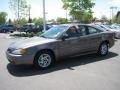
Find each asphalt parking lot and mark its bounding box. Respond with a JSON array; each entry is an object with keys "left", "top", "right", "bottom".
[{"left": 0, "top": 33, "right": 120, "bottom": 90}]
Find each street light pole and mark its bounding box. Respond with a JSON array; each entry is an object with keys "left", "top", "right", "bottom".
[
  {"left": 43, "top": 0, "right": 46, "bottom": 31},
  {"left": 28, "top": 5, "right": 31, "bottom": 23},
  {"left": 18, "top": 0, "right": 20, "bottom": 21},
  {"left": 110, "top": 7, "right": 117, "bottom": 19}
]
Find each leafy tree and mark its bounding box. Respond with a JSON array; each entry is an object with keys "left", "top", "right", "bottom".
[
  {"left": 62, "top": 0, "right": 95, "bottom": 23},
  {"left": 101, "top": 15, "right": 108, "bottom": 23},
  {"left": 13, "top": 18, "right": 27, "bottom": 25},
  {"left": 116, "top": 16, "right": 120, "bottom": 24},
  {"left": 81, "top": 11, "right": 93, "bottom": 23},
  {"left": 32, "top": 18, "right": 43, "bottom": 25},
  {"left": 9, "top": 0, "right": 29, "bottom": 19},
  {"left": 8, "top": 19, "right": 12, "bottom": 24},
  {"left": 18, "top": 18, "right": 27, "bottom": 25},
  {"left": 56, "top": 17, "right": 67, "bottom": 24},
  {"left": 0, "top": 12, "right": 8, "bottom": 24}
]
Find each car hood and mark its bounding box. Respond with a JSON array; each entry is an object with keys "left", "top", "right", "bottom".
[{"left": 9, "top": 37, "right": 56, "bottom": 49}]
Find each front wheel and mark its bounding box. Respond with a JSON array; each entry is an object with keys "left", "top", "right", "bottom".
[
  {"left": 98, "top": 42, "right": 109, "bottom": 56},
  {"left": 34, "top": 51, "right": 54, "bottom": 69}
]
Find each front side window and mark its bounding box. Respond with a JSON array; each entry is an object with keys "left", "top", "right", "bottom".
[
  {"left": 78, "top": 26, "right": 87, "bottom": 36},
  {"left": 66, "top": 26, "right": 79, "bottom": 38}
]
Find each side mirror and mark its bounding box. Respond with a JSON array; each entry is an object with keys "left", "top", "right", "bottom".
[{"left": 61, "top": 33, "right": 69, "bottom": 41}]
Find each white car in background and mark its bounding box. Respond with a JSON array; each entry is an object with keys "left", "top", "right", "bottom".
[
  {"left": 94, "top": 24, "right": 120, "bottom": 39},
  {"left": 110, "top": 25, "right": 120, "bottom": 39}
]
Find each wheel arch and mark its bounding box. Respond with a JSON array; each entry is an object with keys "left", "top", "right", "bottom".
[
  {"left": 100, "top": 40, "right": 110, "bottom": 47},
  {"left": 34, "top": 49, "right": 56, "bottom": 62}
]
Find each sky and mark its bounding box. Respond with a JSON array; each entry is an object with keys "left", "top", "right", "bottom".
[{"left": 0, "top": 0, "right": 120, "bottom": 20}]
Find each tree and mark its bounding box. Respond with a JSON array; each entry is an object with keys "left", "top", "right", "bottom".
[
  {"left": 32, "top": 18, "right": 43, "bottom": 25},
  {"left": 13, "top": 18, "right": 27, "bottom": 25},
  {"left": 116, "top": 16, "right": 120, "bottom": 24},
  {"left": 56, "top": 17, "right": 67, "bottom": 24},
  {"left": 18, "top": 18, "right": 27, "bottom": 25},
  {"left": 62, "top": 0, "right": 95, "bottom": 23},
  {"left": 0, "top": 12, "right": 8, "bottom": 24},
  {"left": 101, "top": 15, "right": 108, "bottom": 23},
  {"left": 8, "top": 19, "right": 12, "bottom": 24},
  {"left": 80, "top": 11, "right": 93, "bottom": 23},
  {"left": 9, "top": 0, "right": 29, "bottom": 19}
]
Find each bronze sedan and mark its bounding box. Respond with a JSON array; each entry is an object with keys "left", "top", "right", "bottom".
[{"left": 6, "top": 24, "right": 115, "bottom": 69}]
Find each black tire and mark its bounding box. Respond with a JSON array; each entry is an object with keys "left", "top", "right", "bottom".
[
  {"left": 98, "top": 42, "right": 109, "bottom": 56},
  {"left": 34, "top": 50, "right": 55, "bottom": 69}
]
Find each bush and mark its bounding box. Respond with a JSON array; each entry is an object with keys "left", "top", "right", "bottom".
[{"left": 10, "top": 32, "right": 43, "bottom": 37}]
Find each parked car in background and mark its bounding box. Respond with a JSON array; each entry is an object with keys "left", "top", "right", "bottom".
[
  {"left": 0, "top": 24, "right": 16, "bottom": 33},
  {"left": 93, "top": 24, "right": 120, "bottom": 39},
  {"left": 19, "top": 24, "right": 52, "bottom": 33},
  {"left": 93, "top": 24, "right": 112, "bottom": 31},
  {"left": 36, "top": 24, "right": 53, "bottom": 32},
  {"left": 110, "top": 25, "right": 120, "bottom": 39},
  {"left": 19, "top": 23, "right": 35, "bottom": 32},
  {"left": 6, "top": 24, "right": 115, "bottom": 69}
]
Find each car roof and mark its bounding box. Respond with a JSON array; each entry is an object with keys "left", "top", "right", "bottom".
[{"left": 59, "top": 23, "right": 92, "bottom": 27}]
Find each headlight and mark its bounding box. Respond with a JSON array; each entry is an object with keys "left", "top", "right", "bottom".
[{"left": 11, "top": 48, "right": 26, "bottom": 55}]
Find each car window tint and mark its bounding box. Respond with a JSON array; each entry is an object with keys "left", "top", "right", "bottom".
[
  {"left": 88, "top": 27, "right": 99, "bottom": 34},
  {"left": 66, "top": 26, "right": 79, "bottom": 38},
  {"left": 78, "top": 26, "right": 86, "bottom": 36}
]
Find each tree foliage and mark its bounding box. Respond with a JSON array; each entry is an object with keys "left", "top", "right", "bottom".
[
  {"left": 8, "top": 19, "right": 12, "bottom": 24},
  {"left": 9, "top": 0, "right": 29, "bottom": 19},
  {"left": 116, "top": 16, "right": 120, "bottom": 24},
  {"left": 0, "top": 12, "right": 8, "bottom": 24},
  {"left": 18, "top": 18, "right": 28, "bottom": 25},
  {"left": 32, "top": 18, "right": 43, "bottom": 25},
  {"left": 101, "top": 15, "right": 108, "bottom": 23},
  {"left": 13, "top": 18, "right": 27, "bottom": 25},
  {"left": 62, "top": 0, "right": 95, "bottom": 23},
  {"left": 56, "top": 17, "right": 67, "bottom": 24}
]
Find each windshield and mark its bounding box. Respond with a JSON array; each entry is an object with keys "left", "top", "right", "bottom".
[{"left": 40, "top": 25, "right": 68, "bottom": 39}]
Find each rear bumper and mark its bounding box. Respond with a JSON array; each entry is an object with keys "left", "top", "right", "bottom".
[
  {"left": 109, "top": 39, "right": 115, "bottom": 48},
  {"left": 115, "top": 32, "right": 120, "bottom": 39}
]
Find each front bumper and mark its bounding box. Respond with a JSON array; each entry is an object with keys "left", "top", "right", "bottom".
[{"left": 6, "top": 51, "right": 34, "bottom": 65}]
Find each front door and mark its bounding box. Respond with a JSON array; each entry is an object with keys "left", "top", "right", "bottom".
[{"left": 58, "top": 25, "right": 89, "bottom": 57}]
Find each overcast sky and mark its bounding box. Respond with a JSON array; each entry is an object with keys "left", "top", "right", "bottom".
[{"left": 0, "top": 0, "right": 120, "bottom": 20}]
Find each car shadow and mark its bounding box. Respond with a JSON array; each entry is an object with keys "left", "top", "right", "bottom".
[{"left": 7, "top": 52, "right": 118, "bottom": 77}]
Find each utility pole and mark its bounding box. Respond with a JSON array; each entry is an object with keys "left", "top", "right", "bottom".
[
  {"left": 18, "top": 0, "right": 20, "bottom": 21},
  {"left": 65, "top": 9, "right": 68, "bottom": 23},
  {"left": 43, "top": 0, "right": 46, "bottom": 31},
  {"left": 110, "top": 6, "right": 117, "bottom": 23},
  {"left": 28, "top": 5, "right": 31, "bottom": 23}
]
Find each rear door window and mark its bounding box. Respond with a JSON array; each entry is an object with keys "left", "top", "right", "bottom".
[{"left": 87, "top": 26, "right": 100, "bottom": 34}]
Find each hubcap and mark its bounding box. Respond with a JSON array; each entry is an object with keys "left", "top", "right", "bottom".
[
  {"left": 101, "top": 44, "right": 108, "bottom": 55},
  {"left": 38, "top": 54, "right": 51, "bottom": 68}
]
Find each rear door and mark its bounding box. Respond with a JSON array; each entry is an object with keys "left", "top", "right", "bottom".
[
  {"left": 86, "top": 26, "right": 102, "bottom": 51},
  {"left": 76, "top": 25, "right": 90, "bottom": 53}
]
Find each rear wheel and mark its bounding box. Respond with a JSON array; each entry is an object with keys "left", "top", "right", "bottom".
[
  {"left": 98, "top": 42, "right": 109, "bottom": 56},
  {"left": 34, "top": 51, "right": 54, "bottom": 69}
]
